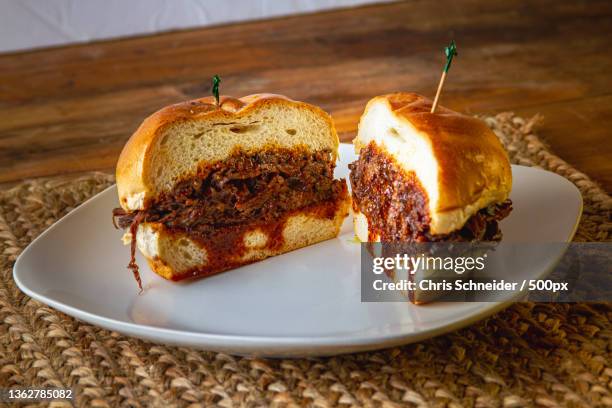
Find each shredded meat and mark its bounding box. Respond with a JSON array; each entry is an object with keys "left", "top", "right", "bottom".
[
  {"left": 112, "top": 148, "right": 346, "bottom": 283},
  {"left": 349, "top": 142, "right": 512, "bottom": 242},
  {"left": 112, "top": 207, "right": 134, "bottom": 229},
  {"left": 128, "top": 212, "right": 144, "bottom": 292},
  {"left": 150, "top": 149, "right": 341, "bottom": 232},
  {"left": 113, "top": 148, "right": 343, "bottom": 233}
]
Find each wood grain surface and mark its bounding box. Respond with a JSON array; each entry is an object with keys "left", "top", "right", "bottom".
[{"left": 0, "top": 0, "right": 610, "bottom": 191}]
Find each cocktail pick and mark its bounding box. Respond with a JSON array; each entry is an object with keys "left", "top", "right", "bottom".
[
  {"left": 212, "top": 74, "right": 221, "bottom": 106},
  {"left": 431, "top": 41, "right": 457, "bottom": 113}
]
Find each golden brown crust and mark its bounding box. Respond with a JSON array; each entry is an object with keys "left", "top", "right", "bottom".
[
  {"left": 355, "top": 93, "right": 512, "bottom": 234},
  {"left": 368, "top": 93, "right": 511, "bottom": 212},
  {"left": 116, "top": 94, "right": 338, "bottom": 210}
]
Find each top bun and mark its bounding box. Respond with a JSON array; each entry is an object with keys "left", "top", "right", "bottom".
[
  {"left": 116, "top": 94, "right": 339, "bottom": 211},
  {"left": 354, "top": 93, "right": 512, "bottom": 235}
]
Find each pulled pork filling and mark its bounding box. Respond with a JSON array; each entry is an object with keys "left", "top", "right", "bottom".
[
  {"left": 113, "top": 148, "right": 346, "bottom": 285},
  {"left": 349, "top": 142, "right": 512, "bottom": 242}
]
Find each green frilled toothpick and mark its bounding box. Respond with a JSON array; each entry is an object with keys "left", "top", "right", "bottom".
[
  {"left": 212, "top": 74, "right": 221, "bottom": 106},
  {"left": 430, "top": 40, "right": 457, "bottom": 113}
]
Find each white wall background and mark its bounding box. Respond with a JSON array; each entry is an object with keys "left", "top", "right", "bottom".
[{"left": 0, "top": 0, "right": 388, "bottom": 54}]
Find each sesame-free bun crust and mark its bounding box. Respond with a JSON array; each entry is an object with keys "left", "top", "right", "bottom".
[
  {"left": 353, "top": 93, "right": 512, "bottom": 235},
  {"left": 116, "top": 94, "right": 339, "bottom": 211},
  {"left": 134, "top": 195, "right": 350, "bottom": 281}
]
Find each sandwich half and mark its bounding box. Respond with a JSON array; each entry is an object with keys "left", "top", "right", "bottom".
[
  {"left": 112, "top": 94, "right": 350, "bottom": 287},
  {"left": 349, "top": 93, "right": 512, "bottom": 243}
]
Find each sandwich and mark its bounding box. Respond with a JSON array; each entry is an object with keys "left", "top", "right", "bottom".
[
  {"left": 349, "top": 93, "right": 512, "bottom": 243},
  {"left": 112, "top": 94, "right": 350, "bottom": 289},
  {"left": 351, "top": 93, "right": 513, "bottom": 303}
]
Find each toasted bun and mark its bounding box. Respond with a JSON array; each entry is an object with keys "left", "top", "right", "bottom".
[
  {"left": 352, "top": 210, "right": 373, "bottom": 242},
  {"left": 131, "top": 196, "right": 350, "bottom": 281},
  {"left": 353, "top": 93, "right": 512, "bottom": 235},
  {"left": 116, "top": 94, "right": 339, "bottom": 211}
]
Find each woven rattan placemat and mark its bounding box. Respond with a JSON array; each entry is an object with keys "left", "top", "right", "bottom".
[{"left": 0, "top": 113, "right": 610, "bottom": 407}]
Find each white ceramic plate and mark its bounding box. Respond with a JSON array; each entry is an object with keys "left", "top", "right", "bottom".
[{"left": 14, "top": 144, "right": 582, "bottom": 357}]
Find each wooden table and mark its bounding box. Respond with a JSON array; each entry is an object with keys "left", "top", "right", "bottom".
[{"left": 1, "top": 0, "right": 610, "bottom": 192}]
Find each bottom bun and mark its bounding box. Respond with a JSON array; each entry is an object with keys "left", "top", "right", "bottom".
[
  {"left": 353, "top": 209, "right": 381, "bottom": 242},
  {"left": 136, "top": 193, "right": 350, "bottom": 281}
]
